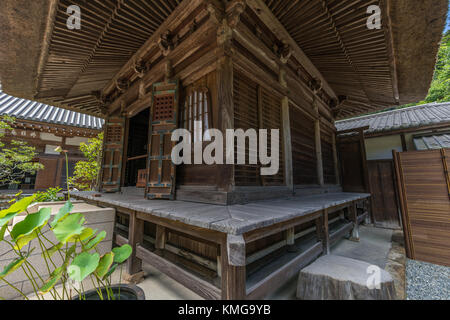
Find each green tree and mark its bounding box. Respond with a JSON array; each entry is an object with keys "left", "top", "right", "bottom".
[
  {"left": 68, "top": 132, "right": 103, "bottom": 191},
  {"left": 0, "top": 116, "right": 44, "bottom": 187},
  {"left": 424, "top": 31, "right": 450, "bottom": 103}
]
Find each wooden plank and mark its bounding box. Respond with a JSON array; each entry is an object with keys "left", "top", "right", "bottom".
[
  {"left": 155, "top": 225, "right": 167, "bottom": 250},
  {"left": 246, "top": 241, "right": 322, "bottom": 300},
  {"left": 115, "top": 234, "right": 128, "bottom": 247},
  {"left": 136, "top": 245, "right": 221, "bottom": 300},
  {"left": 136, "top": 211, "right": 225, "bottom": 244},
  {"left": 127, "top": 212, "right": 144, "bottom": 275}
]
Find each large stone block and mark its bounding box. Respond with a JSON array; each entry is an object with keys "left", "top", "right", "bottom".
[{"left": 296, "top": 255, "right": 396, "bottom": 300}]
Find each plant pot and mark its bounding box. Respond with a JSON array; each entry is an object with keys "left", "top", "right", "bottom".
[{"left": 72, "top": 284, "right": 145, "bottom": 300}]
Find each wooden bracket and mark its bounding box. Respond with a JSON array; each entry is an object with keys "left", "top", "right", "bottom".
[
  {"left": 158, "top": 30, "right": 175, "bottom": 56},
  {"left": 133, "top": 58, "right": 147, "bottom": 78}
]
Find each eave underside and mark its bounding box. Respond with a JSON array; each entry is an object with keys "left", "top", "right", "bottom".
[{"left": 0, "top": 0, "right": 447, "bottom": 119}]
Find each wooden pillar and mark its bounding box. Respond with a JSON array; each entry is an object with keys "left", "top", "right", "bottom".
[
  {"left": 126, "top": 211, "right": 145, "bottom": 281},
  {"left": 314, "top": 106, "right": 324, "bottom": 186},
  {"left": 315, "top": 209, "right": 330, "bottom": 255},
  {"left": 348, "top": 202, "right": 360, "bottom": 242},
  {"left": 332, "top": 132, "right": 340, "bottom": 185},
  {"left": 221, "top": 234, "right": 246, "bottom": 300},
  {"left": 280, "top": 68, "right": 293, "bottom": 191},
  {"left": 216, "top": 54, "right": 235, "bottom": 193},
  {"left": 155, "top": 225, "right": 166, "bottom": 250}
]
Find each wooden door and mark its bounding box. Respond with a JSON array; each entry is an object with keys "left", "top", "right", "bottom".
[
  {"left": 337, "top": 136, "right": 369, "bottom": 193},
  {"left": 100, "top": 117, "right": 125, "bottom": 193},
  {"left": 35, "top": 157, "right": 61, "bottom": 190},
  {"left": 367, "top": 160, "right": 401, "bottom": 229},
  {"left": 146, "top": 80, "right": 179, "bottom": 200}
]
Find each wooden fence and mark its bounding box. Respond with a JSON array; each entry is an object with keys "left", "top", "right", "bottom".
[{"left": 393, "top": 149, "right": 450, "bottom": 267}]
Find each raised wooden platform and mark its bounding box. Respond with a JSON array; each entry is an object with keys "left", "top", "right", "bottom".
[{"left": 71, "top": 190, "right": 370, "bottom": 300}]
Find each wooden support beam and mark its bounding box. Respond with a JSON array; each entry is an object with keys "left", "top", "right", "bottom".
[
  {"left": 216, "top": 54, "right": 235, "bottom": 192},
  {"left": 126, "top": 211, "right": 145, "bottom": 278},
  {"left": 155, "top": 225, "right": 167, "bottom": 250},
  {"left": 221, "top": 235, "right": 246, "bottom": 300},
  {"left": 315, "top": 209, "right": 330, "bottom": 255},
  {"left": 315, "top": 108, "right": 324, "bottom": 186},
  {"left": 348, "top": 202, "right": 360, "bottom": 242},
  {"left": 280, "top": 68, "right": 293, "bottom": 190},
  {"left": 332, "top": 132, "right": 341, "bottom": 185}
]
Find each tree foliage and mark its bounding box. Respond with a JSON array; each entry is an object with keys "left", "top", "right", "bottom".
[
  {"left": 423, "top": 31, "right": 450, "bottom": 103},
  {"left": 0, "top": 116, "right": 44, "bottom": 187},
  {"left": 68, "top": 132, "right": 103, "bottom": 191}
]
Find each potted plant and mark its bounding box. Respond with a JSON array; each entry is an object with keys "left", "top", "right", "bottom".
[
  {"left": 0, "top": 147, "right": 144, "bottom": 300},
  {"left": 0, "top": 194, "right": 144, "bottom": 300}
]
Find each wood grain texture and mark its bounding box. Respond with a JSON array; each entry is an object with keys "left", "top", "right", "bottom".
[{"left": 395, "top": 149, "right": 450, "bottom": 266}]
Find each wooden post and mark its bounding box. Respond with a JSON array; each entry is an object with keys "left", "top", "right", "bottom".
[
  {"left": 221, "top": 235, "right": 246, "bottom": 300},
  {"left": 332, "top": 132, "right": 340, "bottom": 185},
  {"left": 126, "top": 211, "right": 145, "bottom": 282},
  {"left": 286, "top": 227, "right": 296, "bottom": 252},
  {"left": 315, "top": 114, "right": 324, "bottom": 186},
  {"left": 280, "top": 68, "right": 293, "bottom": 191},
  {"left": 348, "top": 202, "right": 360, "bottom": 242},
  {"left": 216, "top": 55, "right": 235, "bottom": 193},
  {"left": 315, "top": 209, "right": 330, "bottom": 255},
  {"left": 155, "top": 225, "right": 166, "bottom": 250}
]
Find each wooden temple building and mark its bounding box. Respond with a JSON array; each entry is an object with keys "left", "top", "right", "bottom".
[{"left": 1, "top": 0, "right": 447, "bottom": 299}]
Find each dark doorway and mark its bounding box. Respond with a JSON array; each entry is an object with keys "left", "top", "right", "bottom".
[{"left": 124, "top": 108, "right": 149, "bottom": 187}]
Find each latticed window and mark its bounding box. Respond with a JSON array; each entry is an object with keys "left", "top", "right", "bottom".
[{"left": 180, "top": 87, "right": 211, "bottom": 142}]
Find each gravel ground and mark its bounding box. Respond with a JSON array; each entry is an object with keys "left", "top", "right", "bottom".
[{"left": 406, "top": 259, "right": 450, "bottom": 300}]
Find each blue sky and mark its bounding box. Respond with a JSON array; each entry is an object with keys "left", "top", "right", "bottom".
[{"left": 446, "top": 4, "right": 450, "bottom": 32}]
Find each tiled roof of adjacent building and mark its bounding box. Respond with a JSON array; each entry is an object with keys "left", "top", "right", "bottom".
[
  {"left": 0, "top": 88, "right": 104, "bottom": 130},
  {"left": 336, "top": 102, "right": 450, "bottom": 134},
  {"left": 413, "top": 133, "right": 450, "bottom": 150}
]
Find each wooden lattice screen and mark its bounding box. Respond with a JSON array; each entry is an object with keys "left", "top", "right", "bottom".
[
  {"left": 290, "top": 104, "right": 317, "bottom": 185},
  {"left": 100, "top": 117, "right": 125, "bottom": 192},
  {"left": 394, "top": 149, "right": 450, "bottom": 267},
  {"left": 233, "top": 71, "right": 284, "bottom": 186},
  {"left": 146, "top": 80, "right": 179, "bottom": 200}
]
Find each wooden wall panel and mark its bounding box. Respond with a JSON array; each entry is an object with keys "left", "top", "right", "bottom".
[
  {"left": 233, "top": 71, "right": 261, "bottom": 186},
  {"left": 233, "top": 70, "right": 285, "bottom": 186},
  {"left": 395, "top": 149, "right": 450, "bottom": 266},
  {"left": 290, "top": 105, "right": 317, "bottom": 185}
]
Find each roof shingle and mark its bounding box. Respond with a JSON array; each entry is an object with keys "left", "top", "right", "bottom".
[
  {"left": 0, "top": 89, "right": 104, "bottom": 130},
  {"left": 336, "top": 102, "right": 450, "bottom": 134}
]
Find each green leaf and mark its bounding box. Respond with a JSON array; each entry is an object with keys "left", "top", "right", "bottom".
[
  {"left": 68, "top": 252, "right": 100, "bottom": 282},
  {"left": 0, "top": 224, "right": 8, "bottom": 241},
  {"left": 52, "top": 213, "right": 86, "bottom": 244},
  {"left": 50, "top": 201, "right": 73, "bottom": 227},
  {"left": 0, "top": 195, "right": 36, "bottom": 219},
  {"left": 103, "top": 263, "right": 118, "bottom": 280},
  {"left": 95, "top": 252, "right": 114, "bottom": 278},
  {"left": 0, "top": 211, "right": 18, "bottom": 227},
  {"left": 112, "top": 244, "right": 132, "bottom": 263},
  {"left": 10, "top": 207, "right": 51, "bottom": 250},
  {"left": 70, "top": 227, "right": 96, "bottom": 243},
  {"left": 39, "top": 268, "right": 63, "bottom": 294},
  {"left": 0, "top": 257, "right": 26, "bottom": 280},
  {"left": 84, "top": 230, "right": 106, "bottom": 250}
]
